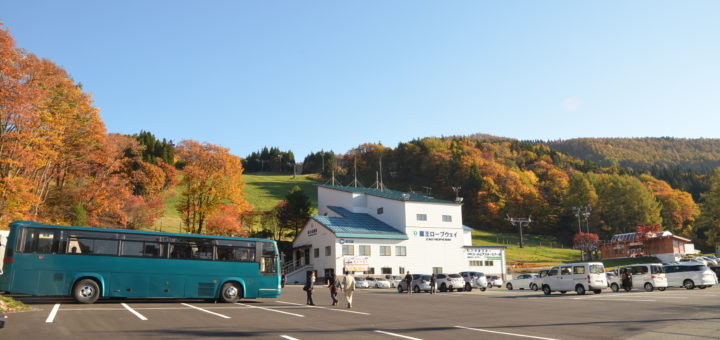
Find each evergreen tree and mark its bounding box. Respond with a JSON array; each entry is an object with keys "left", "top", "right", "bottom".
[{"left": 698, "top": 168, "right": 720, "bottom": 249}]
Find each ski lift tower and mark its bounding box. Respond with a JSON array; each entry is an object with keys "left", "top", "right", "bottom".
[{"left": 506, "top": 216, "right": 532, "bottom": 248}]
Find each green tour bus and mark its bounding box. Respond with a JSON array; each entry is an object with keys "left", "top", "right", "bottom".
[{"left": 0, "top": 221, "right": 281, "bottom": 304}]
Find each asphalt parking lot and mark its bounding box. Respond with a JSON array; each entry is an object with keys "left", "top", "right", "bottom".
[{"left": 1, "top": 286, "right": 718, "bottom": 339}]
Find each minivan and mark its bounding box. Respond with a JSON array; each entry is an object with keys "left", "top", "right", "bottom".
[
  {"left": 542, "top": 262, "right": 607, "bottom": 295},
  {"left": 613, "top": 264, "right": 668, "bottom": 292},
  {"left": 664, "top": 264, "right": 718, "bottom": 289}
]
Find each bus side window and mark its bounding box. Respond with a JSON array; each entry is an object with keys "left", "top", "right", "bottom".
[
  {"left": 22, "top": 229, "right": 60, "bottom": 254},
  {"left": 170, "top": 243, "right": 192, "bottom": 259}
]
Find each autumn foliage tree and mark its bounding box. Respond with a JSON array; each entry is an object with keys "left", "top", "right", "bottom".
[
  {"left": 0, "top": 23, "right": 174, "bottom": 229},
  {"left": 573, "top": 232, "right": 600, "bottom": 260},
  {"left": 175, "top": 140, "right": 251, "bottom": 234}
]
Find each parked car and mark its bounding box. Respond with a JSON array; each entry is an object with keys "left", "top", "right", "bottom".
[
  {"left": 664, "top": 264, "right": 718, "bottom": 289},
  {"left": 487, "top": 275, "right": 503, "bottom": 288},
  {"left": 541, "top": 262, "right": 607, "bottom": 295},
  {"left": 364, "top": 277, "right": 377, "bottom": 288},
  {"left": 530, "top": 269, "right": 549, "bottom": 291},
  {"left": 355, "top": 277, "right": 370, "bottom": 288},
  {"left": 397, "top": 274, "right": 431, "bottom": 293},
  {"left": 374, "top": 277, "right": 392, "bottom": 288},
  {"left": 385, "top": 275, "right": 403, "bottom": 288},
  {"left": 700, "top": 256, "right": 718, "bottom": 266},
  {"left": 709, "top": 265, "right": 720, "bottom": 279},
  {"left": 459, "top": 271, "right": 488, "bottom": 291},
  {"left": 612, "top": 264, "right": 668, "bottom": 292},
  {"left": 506, "top": 274, "right": 538, "bottom": 290},
  {"left": 605, "top": 272, "right": 619, "bottom": 289},
  {"left": 436, "top": 273, "right": 465, "bottom": 292},
  {"left": 679, "top": 258, "right": 709, "bottom": 266}
]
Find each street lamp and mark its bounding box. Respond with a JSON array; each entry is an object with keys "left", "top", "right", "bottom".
[{"left": 572, "top": 205, "right": 592, "bottom": 234}]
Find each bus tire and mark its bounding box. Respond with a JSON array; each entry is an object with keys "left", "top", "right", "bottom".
[
  {"left": 73, "top": 278, "right": 100, "bottom": 304},
  {"left": 220, "top": 282, "right": 242, "bottom": 303}
]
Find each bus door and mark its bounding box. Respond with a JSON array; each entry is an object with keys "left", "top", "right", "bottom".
[
  {"left": 17, "top": 228, "right": 66, "bottom": 295},
  {"left": 257, "top": 242, "right": 280, "bottom": 297}
]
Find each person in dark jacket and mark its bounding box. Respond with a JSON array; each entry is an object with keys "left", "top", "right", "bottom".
[
  {"left": 404, "top": 271, "right": 413, "bottom": 294},
  {"left": 304, "top": 272, "right": 316, "bottom": 305},
  {"left": 430, "top": 273, "right": 437, "bottom": 294},
  {"left": 326, "top": 270, "right": 340, "bottom": 306}
]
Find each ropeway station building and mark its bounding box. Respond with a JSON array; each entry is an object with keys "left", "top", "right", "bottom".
[{"left": 286, "top": 185, "right": 506, "bottom": 284}]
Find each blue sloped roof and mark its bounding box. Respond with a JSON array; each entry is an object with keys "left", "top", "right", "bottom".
[
  {"left": 318, "top": 184, "right": 457, "bottom": 204},
  {"left": 312, "top": 206, "right": 408, "bottom": 240}
]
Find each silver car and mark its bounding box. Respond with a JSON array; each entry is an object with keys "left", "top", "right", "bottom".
[
  {"left": 397, "top": 274, "right": 432, "bottom": 293},
  {"left": 436, "top": 273, "right": 465, "bottom": 292},
  {"left": 460, "top": 271, "right": 488, "bottom": 291}
]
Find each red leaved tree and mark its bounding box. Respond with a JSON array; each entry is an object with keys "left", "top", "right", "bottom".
[{"left": 573, "top": 232, "right": 600, "bottom": 260}]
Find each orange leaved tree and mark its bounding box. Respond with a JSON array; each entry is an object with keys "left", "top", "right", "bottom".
[{"left": 175, "top": 140, "right": 250, "bottom": 234}]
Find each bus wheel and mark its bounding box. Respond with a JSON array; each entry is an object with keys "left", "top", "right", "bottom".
[
  {"left": 73, "top": 279, "right": 100, "bottom": 304},
  {"left": 220, "top": 282, "right": 242, "bottom": 303}
]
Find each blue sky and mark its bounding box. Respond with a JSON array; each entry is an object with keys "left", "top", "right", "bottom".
[{"left": 2, "top": 1, "right": 719, "bottom": 159}]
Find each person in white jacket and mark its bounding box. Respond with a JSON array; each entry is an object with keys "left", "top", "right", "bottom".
[{"left": 343, "top": 270, "right": 356, "bottom": 308}]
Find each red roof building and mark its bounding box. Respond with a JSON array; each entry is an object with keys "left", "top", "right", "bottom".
[{"left": 599, "top": 231, "right": 695, "bottom": 263}]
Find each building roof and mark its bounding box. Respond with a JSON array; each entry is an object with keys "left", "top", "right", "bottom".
[
  {"left": 318, "top": 184, "right": 457, "bottom": 204},
  {"left": 311, "top": 206, "right": 408, "bottom": 240}
]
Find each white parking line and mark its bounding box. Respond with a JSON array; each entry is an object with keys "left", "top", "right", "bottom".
[
  {"left": 236, "top": 302, "right": 304, "bottom": 317},
  {"left": 181, "top": 303, "right": 231, "bottom": 319},
  {"left": 375, "top": 330, "right": 423, "bottom": 340},
  {"left": 280, "top": 336, "right": 300, "bottom": 340},
  {"left": 275, "top": 301, "right": 370, "bottom": 315},
  {"left": 45, "top": 304, "right": 60, "bottom": 323},
  {"left": 121, "top": 303, "right": 148, "bottom": 321},
  {"left": 455, "top": 326, "right": 558, "bottom": 340},
  {"left": 571, "top": 297, "right": 656, "bottom": 302}
]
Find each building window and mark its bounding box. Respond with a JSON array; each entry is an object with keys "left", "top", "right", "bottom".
[
  {"left": 382, "top": 267, "right": 392, "bottom": 274},
  {"left": 432, "top": 267, "right": 443, "bottom": 274},
  {"left": 484, "top": 260, "right": 494, "bottom": 266},
  {"left": 470, "top": 261, "right": 482, "bottom": 267},
  {"left": 399, "top": 267, "right": 405, "bottom": 274},
  {"left": 325, "top": 246, "right": 331, "bottom": 256},
  {"left": 342, "top": 245, "right": 354, "bottom": 256},
  {"left": 380, "top": 246, "right": 391, "bottom": 256},
  {"left": 314, "top": 248, "right": 319, "bottom": 258},
  {"left": 416, "top": 214, "right": 427, "bottom": 221},
  {"left": 377, "top": 207, "right": 383, "bottom": 215},
  {"left": 395, "top": 246, "right": 407, "bottom": 256},
  {"left": 442, "top": 215, "right": 452, "bottom": 222},
  {"left": 359, "top": 245, "right": 371, "bottom": 256},
  {"left": 368, "top": 267, "right": 375, "bottom": 274}
]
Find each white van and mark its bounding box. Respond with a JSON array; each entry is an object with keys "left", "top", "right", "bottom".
[
  {"left": 0, "top": 230, "right": 9, "bottom": 274},
  {"left": 542, "top": 262, "right": 607, "bottom": 295},
  {"left": 612, "top": 264, "right": 668, "bottom": 292}
]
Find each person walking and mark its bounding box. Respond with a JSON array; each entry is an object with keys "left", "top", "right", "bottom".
[
  {"left": 327, "top": 270, "right": 340, "bottom": 306},
  {"left": 303, "top": 272, "right": 315, "bottom": 305},
  {"left": 404, "top": 271, "right": 413, "bottom": 294},
  {"left": 430, "top": 273, "right": 437, "bottom": 294},
  {"left": 343, "top": 270, "right": 356, "bottom": 308}
]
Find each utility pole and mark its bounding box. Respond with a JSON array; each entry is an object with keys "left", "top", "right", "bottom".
[{"left": 506, "top": 215, "right": 532, "bottom": 248}]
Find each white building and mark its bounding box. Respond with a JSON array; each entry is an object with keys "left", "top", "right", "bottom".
[{"left": 286, "top": 185, "right": 506, "bottom": 284}]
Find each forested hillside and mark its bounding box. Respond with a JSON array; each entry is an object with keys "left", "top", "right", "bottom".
[
  {"left": 316, "top": 138, "right": 717, "bottom": 249},
  {"left": 547, "top": 138, "right": 720, "bottom": 173}
]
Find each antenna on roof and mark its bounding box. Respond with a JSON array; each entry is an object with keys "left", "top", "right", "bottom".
[
  {"left": 379, "top": 157, "right": 384, "bottom": 191},
  {"left": 452, "top": 186, "right": 463, "bottom": 203}
]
